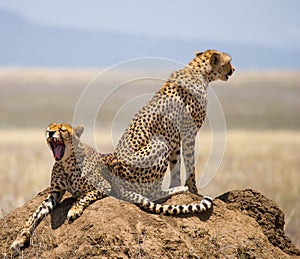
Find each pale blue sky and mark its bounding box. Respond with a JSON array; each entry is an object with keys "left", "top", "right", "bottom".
[{"left": 0, "top": 0, "right": 299, "bottom": 48}]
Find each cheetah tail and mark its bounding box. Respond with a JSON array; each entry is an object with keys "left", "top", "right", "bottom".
[{"left": 121, "top": 190, "right": 213, "bottom": 215}]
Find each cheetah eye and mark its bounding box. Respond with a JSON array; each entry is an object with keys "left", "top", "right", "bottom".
[{"left": 61, "top": 126, "right": 67, "bottom": 131}]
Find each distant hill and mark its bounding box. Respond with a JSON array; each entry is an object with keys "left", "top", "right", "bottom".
[{"left": 0, "top": 9, "right": 299, "bottom": 69}]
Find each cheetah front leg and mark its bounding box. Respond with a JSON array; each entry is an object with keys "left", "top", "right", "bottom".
[
  {"left": 10, "top": 190, "right": 65, "bottom": 254},
  {"left": 67, "top": 165, "right": 112, "bottom": 222},
  {"left": 182, "top": 136, "right": 198, "bottom": 194},
  {"left": 169, "top": 145, "right": 181, "bottom": 188},
  {"left": 67, "top": 190, "right": 105, "bottom": 222}
]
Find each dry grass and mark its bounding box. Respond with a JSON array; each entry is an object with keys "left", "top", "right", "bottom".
[{"left": 0, "top": 130, "right": 51, "bottom": 216}]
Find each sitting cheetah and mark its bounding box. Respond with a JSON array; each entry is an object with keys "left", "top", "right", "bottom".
[
  {"left": 114, "top": 49, "right": 234, "bottom": 194},
  {"left": 11, "top": 122, "right": 212, "bottom": 253}
]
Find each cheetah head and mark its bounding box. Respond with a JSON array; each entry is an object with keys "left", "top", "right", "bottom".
[
  {"left": 46, "top": 122, "right": 84, "bottom": 161},
  {"left": 194, "top": 50, "right": 235, "bottom": 82}
]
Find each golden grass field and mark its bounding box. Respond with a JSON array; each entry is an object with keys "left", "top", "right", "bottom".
[{"left": 0, "top": 68, "right": 299, "bottom": 247}]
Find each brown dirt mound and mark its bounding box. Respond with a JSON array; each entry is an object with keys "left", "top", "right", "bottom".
[
  {"left": 1, "top": 188, "right": 299, "bottom": 258},
  {"left": 218, "top": 189, "right": 300, "bottom": 256}
]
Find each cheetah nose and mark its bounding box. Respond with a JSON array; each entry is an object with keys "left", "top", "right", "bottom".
[
  {"left": 48, "top": 131, "right": 56, "bottom": 138},
  {"left": 228, "top": 67, "right": 235, "bottom": 76}
]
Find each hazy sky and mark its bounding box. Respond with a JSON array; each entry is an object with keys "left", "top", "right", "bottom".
[{"left": 0, "top": 0, "right": 299, "bottom": 48}]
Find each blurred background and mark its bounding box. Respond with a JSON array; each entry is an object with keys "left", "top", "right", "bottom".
[{"left": 0, "top": 0, "right": 299, "bottom": 247}]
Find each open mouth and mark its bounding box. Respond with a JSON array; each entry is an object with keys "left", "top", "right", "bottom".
[{"left": 48, "top": 138, "right": 65, "bottom": 161}]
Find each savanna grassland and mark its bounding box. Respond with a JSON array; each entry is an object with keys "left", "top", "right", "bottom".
[{"left": 0, "top": 68, "right": 299, "bottom": 247}]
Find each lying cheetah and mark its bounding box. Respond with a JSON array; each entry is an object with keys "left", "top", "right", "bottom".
[
  {"left": 114, "top": 49, "right": 234, "bottom": 194},
  {"left": 11, "top": 123, "right": 212, "bottom": 253}
]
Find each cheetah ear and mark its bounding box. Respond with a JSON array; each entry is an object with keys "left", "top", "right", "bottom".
[
  {"left": 210, "top": 52, "right": 222, "bottom": 66},
  {"left": 194, "top": 50, "right": 203, "bottom": 57},
  {"left": 74, "top": 126, "right": 84, "bottom": 138}
]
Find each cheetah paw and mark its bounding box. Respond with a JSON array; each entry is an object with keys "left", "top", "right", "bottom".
[
  {"left": 175, "top": 186, "right": 189, "bottom": 193},
  {"left": 67, "top": 206, "right": 83, "bottom": 223},
  {"left": 10, "top": 234, "right": 29, "bottom": 255}
]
